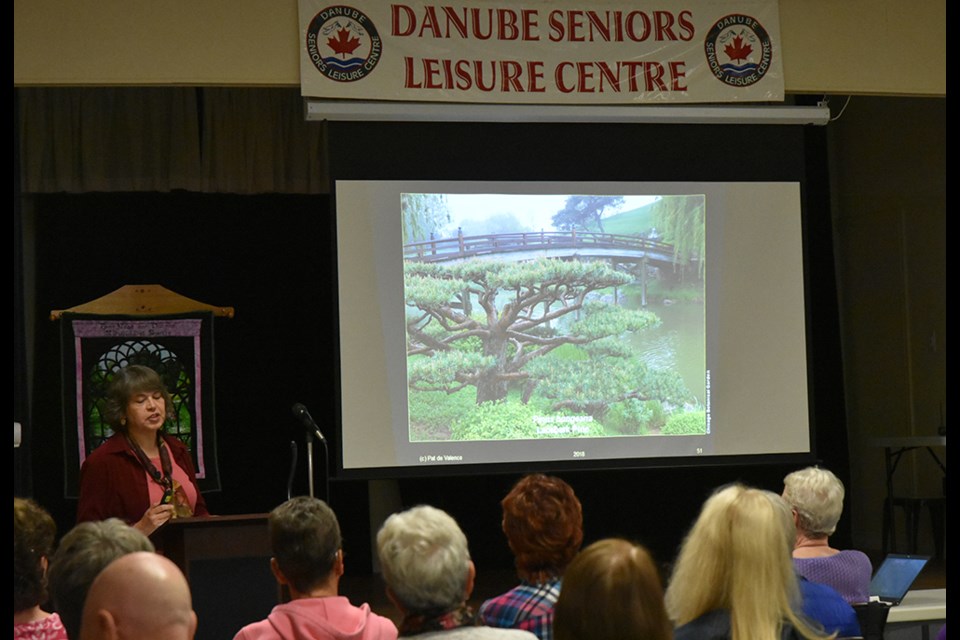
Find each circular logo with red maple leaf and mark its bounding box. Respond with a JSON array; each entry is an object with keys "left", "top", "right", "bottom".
[
  {"left": 703, "top": 14, "right": 773, "bottom": 88},
  {"left": 306, "top": 6, "right": 382, "bottom": 82}
]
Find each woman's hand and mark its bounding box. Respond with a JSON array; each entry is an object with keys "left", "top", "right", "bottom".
[{"left": 135, "top": 502, "right": 176, "bottom": 536}]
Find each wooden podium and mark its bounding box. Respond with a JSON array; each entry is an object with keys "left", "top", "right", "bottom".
[{"left": 151, "top": 514, "right": 280, "bottom": 640}]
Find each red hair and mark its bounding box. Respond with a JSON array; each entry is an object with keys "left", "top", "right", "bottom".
[{"left": 501, "top": 474, "right": 583, "bottom": 583}]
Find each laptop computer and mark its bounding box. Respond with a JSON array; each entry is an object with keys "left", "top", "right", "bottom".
[{"left": 869, "top": 553, "right": 930, "bottom": 605}]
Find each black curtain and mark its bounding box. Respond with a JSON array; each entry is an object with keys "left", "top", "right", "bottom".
[{"left": 14, "top": 91, "right": 32, "bottom": 498}]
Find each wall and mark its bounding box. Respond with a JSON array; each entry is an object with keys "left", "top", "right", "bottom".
[
  {"left": 14, "top": 0, "right": 946, "bottom": 96},
  {"left": 828, "top": 96, "right": 946, "bottom": 554}
]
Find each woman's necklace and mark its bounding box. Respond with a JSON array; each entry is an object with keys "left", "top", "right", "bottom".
[
  {"left": 796, "top": 538, "right": 829, "bottom": 548},
  {"left": 125, "top": 433, "right": 174, "bottom": 496},
  {"left": 794, "top": 537, "right": 838, "bottom": 558}
]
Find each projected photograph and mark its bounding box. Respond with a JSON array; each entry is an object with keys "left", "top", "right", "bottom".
[{"left": 401, "top": 192, "right": 706, "bottom": 442}]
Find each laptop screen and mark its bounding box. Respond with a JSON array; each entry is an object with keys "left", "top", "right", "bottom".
[{"left": 869, "top": 554, "right": 930, "bottom": 604}]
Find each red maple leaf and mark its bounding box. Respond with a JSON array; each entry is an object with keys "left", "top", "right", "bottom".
[
  {"left": 724, "top": 34, "right": 753, "bottom": 63},
  {"left": 328, "top": 28, "right": 361, "bottom": 58}
]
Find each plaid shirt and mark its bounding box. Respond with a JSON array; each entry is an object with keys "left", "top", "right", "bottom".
[{"left": 478, "top": 578, "right": 561, "bottom": 640}]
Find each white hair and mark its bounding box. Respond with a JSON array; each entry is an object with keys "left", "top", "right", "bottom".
[
  {"left": 782, "top": 466, "right": 845, "bottom": 537},
  {"left": 376, "top": 505, "right": 471, "bottom": 613}
]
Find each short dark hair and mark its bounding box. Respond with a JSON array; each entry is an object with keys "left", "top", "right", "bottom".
[
  {"left": 14, "top": 497, "right": 57, "bottom": 613},
  {"left": 103, "top": 365, "right": 174, "bottom": 433},
  {"left": 501, "top": 474, "right": 583, "bottom": 583},
  {"left": 269, "top": 497, "right": 342, "bottom": 594}
]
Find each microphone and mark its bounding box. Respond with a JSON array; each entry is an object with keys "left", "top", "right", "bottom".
[{"left": 292, "top": 403, "right": 326, "bottom": 442}]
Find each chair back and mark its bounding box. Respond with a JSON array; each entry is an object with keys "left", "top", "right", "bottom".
[{"left": 852, "top": 602, "right": 891, "bottom": 640}]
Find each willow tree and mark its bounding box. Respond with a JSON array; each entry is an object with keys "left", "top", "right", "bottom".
[
  {"left": 404, "top": 257, "right": 663, "bottom": 405},
  {"left": 401, "top": 193, "right": 450, "bottom": 244},
  {"left": 651, "top": 195, "right": 706, "bottom": 280}
]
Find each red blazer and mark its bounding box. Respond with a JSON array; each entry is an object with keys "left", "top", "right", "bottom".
[{"left": 76, "top": 432, "right": 209, "bottom": 524}]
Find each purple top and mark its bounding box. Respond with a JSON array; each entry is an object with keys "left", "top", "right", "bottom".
[{"left": 794, "top": 550, "right": 873, "bottom": 604}]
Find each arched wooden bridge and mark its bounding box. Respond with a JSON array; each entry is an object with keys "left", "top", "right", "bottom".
[{"left": 403, "top": 230, "right": 682, "bottom": 269}]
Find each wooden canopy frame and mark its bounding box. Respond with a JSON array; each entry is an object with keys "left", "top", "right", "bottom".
[{"left": 50, "top": 284, "right": 234, "bottom": 320}]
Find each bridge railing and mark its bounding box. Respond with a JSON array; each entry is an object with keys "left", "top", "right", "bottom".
[{"left": 403, "top": 230, "right": 673, "bottom": 262}]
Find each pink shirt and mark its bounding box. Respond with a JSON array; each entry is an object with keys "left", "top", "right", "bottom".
[
  {"left": 146, "top": 455, "right": 199, "bottom": 513},
  {"left": 13, "top": 612, "right": 68, "bottom": 640},
  {"left": 233, "top": 597, "right": 398, "bottom": 640}
]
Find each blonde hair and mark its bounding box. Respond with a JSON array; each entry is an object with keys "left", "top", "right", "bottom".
[
  {"left": 664, "top": 484, "right": 832, "bottom": 640},
  {"left": 782, "top": 466, "right": 845, "bottom": 538}
]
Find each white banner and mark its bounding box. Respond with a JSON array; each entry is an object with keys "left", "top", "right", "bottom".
[{"left": 299, "top": 1, "right": 784, "bottom": 104}]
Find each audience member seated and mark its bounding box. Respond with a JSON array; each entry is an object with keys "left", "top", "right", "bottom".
[
  {"left": 553, "top": 538, "right": 672, "bottom": 640},
  {"left": 14, "top": 497, "right": 68, "bottom": 640},
  {"left": 234, "top": 496, "right": 398, "bottom": 640},
  {"left": 783, "top": 466, "right": 873, "bottom": 604},
  {"left": 78, "top": 551, "right": 196, "bottom": 640},
  {"left": 376, "top": 504, "right": 537, "bottom": 639},
  {"left": 47, "top": 517, "right": 155, "bottom": 639},
  {"left": 479, "top": 474, "right": 583, "bottom": 640},
  {"left": 664, "top": 483, "right": 841, "bottom": 640},
  {"left": 798, "top": 576, "right": 861, "bottom": 638}
]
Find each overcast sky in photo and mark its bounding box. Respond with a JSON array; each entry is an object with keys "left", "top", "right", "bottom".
[{"left": 440, "top": 193, "right": 659, "bottom": 233}]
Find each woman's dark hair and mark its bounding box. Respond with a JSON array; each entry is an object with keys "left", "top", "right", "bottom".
[
  {"left": 102, "top": 365, "right": 174, "bottom": 433},
  {"left": 501, "top": 474, "right": 583, "bottom": 583},
  {"left": 14, "top": 497, "right": 58, "bottom": 613},
  {"left": 554, "top": 538, "right": 673, "bottom": 640}
]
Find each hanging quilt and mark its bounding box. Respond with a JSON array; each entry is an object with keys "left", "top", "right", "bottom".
[{"left": 59, "top": 311, "right": 220, "bottom": 497}]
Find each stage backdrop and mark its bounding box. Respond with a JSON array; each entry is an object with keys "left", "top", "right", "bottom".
[
  {"left": 299, "top": 0, "right": 784, "bottom": 103},
  {"left": 59, "top": 312, "right": 221, "bottom": 497}
]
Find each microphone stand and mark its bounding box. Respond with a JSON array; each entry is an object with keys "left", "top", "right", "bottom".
[
  {"left": 321, "top": 437, "right": 330, "bottom": 504},
  {"left": 305, "top": 427, "right": 330, "bottom": 502},
  {"left": 292, "top": 403, "right": 330, "bottom": 504},
  {"left": 306, "top": 429, "right": 316, "bottom": 498}
]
